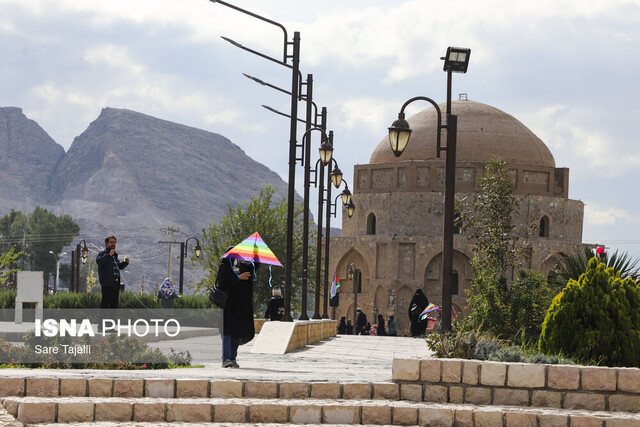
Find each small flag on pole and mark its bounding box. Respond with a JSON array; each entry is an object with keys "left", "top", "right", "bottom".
[{"left": 330, "top": 273, "right": 341, "bottom": 298}]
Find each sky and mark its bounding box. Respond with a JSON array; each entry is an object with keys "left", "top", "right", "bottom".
[{"left": 1, "top": 0, "right": 640, "bottom": 262}]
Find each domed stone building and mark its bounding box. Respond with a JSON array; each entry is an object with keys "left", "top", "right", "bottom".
[{"left": 329, "top": 99, "right": 589, "bottom": 335}]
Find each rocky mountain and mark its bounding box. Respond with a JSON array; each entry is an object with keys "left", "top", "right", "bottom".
[
  {"left": 0, "top": 106, "right": 293, "bottom": 292},
  {"left": 0, "top": 107, "right": 65, "bottom": 208}
]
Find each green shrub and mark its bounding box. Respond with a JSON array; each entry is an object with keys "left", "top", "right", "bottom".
[
  {"left": 0, "top": 333, "right": 193, "bottom": 369},
  {"left": 426, "top": 317, "right": 479, "bottom": 359},
  {"left": 44, "top": 292, "right": 101, "bottom": 309},
  {"left": 176, "top": 295, "right": 210, "bottom": 309},
  {"left": 496, "top": 345, "right": 524, "bottom": 362},
  {"left": 118, "top": 291, "right": 160, "bottom": 309},
  {"left": 0, "top": 290, "right": 16, "bottom": 309},
  {"left": 538, "top": 257, "right": 640, "bottom": 367},
  {"left": 473, "top": 338, "right": 504, "bottom": 360},
  {"left": 468, "top": 268, "right": 554, "bottom": 345},
  {"left": 509, "top": 270, "right": 555, "bottom": 344}
]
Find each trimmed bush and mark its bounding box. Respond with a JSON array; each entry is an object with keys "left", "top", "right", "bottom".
[
  {"left": 176, "top": 295, "right": 210, "bottom": 309},
  {"left": 539, "top": 257, "right": 640, "bottom": 367},
  {"left": 0, "top": 290, "right": 16, "bottom": 309},
  {"left": 0, "top": 290, "right": 209, "bottom": 310}
]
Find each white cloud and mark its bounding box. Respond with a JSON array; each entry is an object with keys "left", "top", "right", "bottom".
[
  {"left": 83, "top": 45, "right": 145, "bottom": 75},
  {"left": 519, "top": 106, "right": 640, "bottom": 179},
  {"left": 339, "top": 98, "right": 393, "bottom": 134},
  {"left": 584, "top": 203, "right": 638, "bottom": 227}
]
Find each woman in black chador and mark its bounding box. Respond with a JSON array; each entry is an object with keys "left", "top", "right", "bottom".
[
  {"left": 377, "top": 314, "right": 386, "bottom": 336},
  {"left": 264, "top": 287, "right": 284, "bottom": 321},
  {"left": 218, "top": 250, "right": 259, "bottom": 368},
  {"left": 337, "top": 316, "right": 347, "bottom": 334},
  {"left": 408, "top": 288, "right": 429, "bottom": 337}
]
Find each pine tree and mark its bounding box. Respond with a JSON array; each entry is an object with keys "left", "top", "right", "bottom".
[{"left": 539, "top": 257, "right": 640, "bottom": 367}]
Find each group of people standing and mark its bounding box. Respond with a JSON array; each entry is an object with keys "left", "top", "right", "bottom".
[{"left": 337, "top": 309, "right": 397, "bottom": 336}]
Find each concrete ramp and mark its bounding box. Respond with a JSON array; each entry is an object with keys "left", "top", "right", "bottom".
[
  {"left": 251, "top": 319, "right": 337, "bottom": 354},
  {"left": 250, "top": 321, "right": 297, "bottom": 354}
]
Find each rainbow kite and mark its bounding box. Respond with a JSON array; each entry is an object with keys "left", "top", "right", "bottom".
[
  {"left": 222, "top": 232, "right": 282, "bottom": 266},
  {"left": 419, "top": 303, "right": 438, "bottom": 321}
]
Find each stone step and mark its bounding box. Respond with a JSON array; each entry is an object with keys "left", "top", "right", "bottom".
[{"left": 3, "top": 395, "right": 640, "bottom": 426}]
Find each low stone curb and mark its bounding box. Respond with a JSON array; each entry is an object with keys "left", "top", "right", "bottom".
[{"left": 3, "top": 396, "right": 640, "bottom": 425}]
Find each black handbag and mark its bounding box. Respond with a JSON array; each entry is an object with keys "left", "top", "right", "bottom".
[
  {"left": 208, "top": 268, "right": 228, "bottom": 308},
  {"left": 208, "top": 284, "right": 228, "bottom": 308}
]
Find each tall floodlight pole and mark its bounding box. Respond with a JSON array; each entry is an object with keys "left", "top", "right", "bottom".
[
  {"left": 211, "top": 0, "right": 300, "bottom": 321},
  {"left": 387, "top": 47, "right": 470, "bottom": 332}
]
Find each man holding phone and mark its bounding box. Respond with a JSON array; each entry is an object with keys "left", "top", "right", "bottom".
[{"left": 96, "top": 236, "right": 130, "bottom": 309}]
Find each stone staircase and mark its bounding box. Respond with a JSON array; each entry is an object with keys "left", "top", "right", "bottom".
[{"left": 1, "top": 375, "right": 640, "bottom": 425}]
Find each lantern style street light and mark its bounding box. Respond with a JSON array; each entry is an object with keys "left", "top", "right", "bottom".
[
  {"left": 71, "top": 239, "right": 89, "bottom": 292},
  {"left": 311, "top": 156, "right": 352, "bottom": 319},
  {"left": 257, "top": 91, "right": 345, "bottom": 321},
  {"left": 323, "top": 177, "right": 355, "bottom": 318},
  {"left": 387, "top": 46, "right": 470, "bottom": 333},
  {"left": 299, "top": 126, "right": 333, "bottom": 319},
  {"left": 179, "top": 236, "right": 202, "bottom": 294}
]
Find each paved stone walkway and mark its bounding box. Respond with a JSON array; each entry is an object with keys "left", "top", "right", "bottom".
[{"left": 0, "top": 334, "right": 432, "bottom": 383}]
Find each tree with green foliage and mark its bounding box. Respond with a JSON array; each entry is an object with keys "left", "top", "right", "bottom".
[
  {"left": 551, "top": 247, "right": 640, "bottom": 291},
  {"left": 0, "top": 208, "right": 80, "bottom": 283},
  {"left": 0, "top": 246, "right": 22, "bottom": 289},
  {"left": 196, "top": 186, "right": 315, "bottom": 316},
  {"left": 461, "top": 158, "right": 552, "bottom": 344},
  {"left": 539, "top": 257, "right": 640, "bottom": 367},
  {"left": 460, "top": 157, "right": 533, "bottom": 279}
]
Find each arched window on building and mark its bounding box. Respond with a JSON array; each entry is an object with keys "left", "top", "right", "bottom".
[
  {"left": 539, "top": 215, "right": 550, "bottom": 237},
  {"left": 453, "top": 212, "right": 462, "bottom": 235},
  {"left": 367, "top": 213, "right": 376, "bottom": 235},
  {"left": 452, "top": 270, "right": 459, "bottom": 295}
]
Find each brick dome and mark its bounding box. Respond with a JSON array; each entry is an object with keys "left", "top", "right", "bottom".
[{"left": 370, "top": 100, "right": 555, "bottom": 168}]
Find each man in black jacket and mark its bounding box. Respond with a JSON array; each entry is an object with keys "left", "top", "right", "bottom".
[{"left": 96, "top": 236, "right": 129, "bottom": 309}]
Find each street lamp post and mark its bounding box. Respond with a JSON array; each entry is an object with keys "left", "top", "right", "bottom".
[
  {"left": 179, "top": 236, "right": 202, "bottom": 294},
  {"left": 387, "top": 46, "right": 470, "bottom": 332},
  {"left": 48, "top": 251, "right": 66, "bottom": 294},
  {"left": 212, "top": 0, "right": 302, "bottom": 322},
  {"left": 245, "top": 70, "right": 332, "bottom": 322},
  {"left": 347, "top": 263, "right": 361, "bottom": 326},
  {"left": 71, "top": 239, "right": 89, "bottom": 293},
  {"left": 252, "top": 91, "right": 331, "bottom": 321},
  {"left": 324, "top": 177, "right": 354, "bottom": 318}
]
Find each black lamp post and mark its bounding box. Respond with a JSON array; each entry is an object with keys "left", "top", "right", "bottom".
[
  {"left": 387, "top": 46, "right": 470, "bottom": 333},
  {"left": 179, "top": 236, "right": 202, "bottom": 294},
  {"left": 324, "top": 177, "right": 355, "bottom": 318},
  {"left": 298, "top": 126, "right": 333, "bottom": 319},
  {"left": 211, "top": 0, "right": 302, "bottom": 322},
  {"left": 347, "top": 263, "right": 361, "bottom": 325},
  {"left": 246, "top": 73, "right": 324, "bottom": 320},
  {"left": 311, "top": 152, "right": 347, "bottom": 319},
  {"left": 254, "top": 93, "right": 335, "bottom": 322},
  {"left": 71, "top": 239, "right": 89, "bottom": 293}
]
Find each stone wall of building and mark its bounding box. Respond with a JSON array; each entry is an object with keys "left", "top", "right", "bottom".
[{"left": 330, "top": 101, "right": 590, "bottom": 336}]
